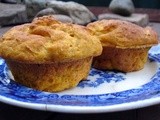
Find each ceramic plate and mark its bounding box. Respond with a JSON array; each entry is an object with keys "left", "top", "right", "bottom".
[{"left": 0, "top": 45, "right": 160, "bottom": 113}]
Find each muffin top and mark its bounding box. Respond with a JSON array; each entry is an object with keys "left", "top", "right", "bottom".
[
  {"left": 87, "top": 19, "right": 158, "bottom": 48},
  {"left": 0, "top": 16, "right": 102, "bottom": 63}
]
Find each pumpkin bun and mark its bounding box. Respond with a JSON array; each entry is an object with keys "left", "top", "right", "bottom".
[
  {"left": 87, "top": 19, "right": 158, "bottom": 72},
  {"left": 0, "top": 16, "right": 102, "bottom": 92}
]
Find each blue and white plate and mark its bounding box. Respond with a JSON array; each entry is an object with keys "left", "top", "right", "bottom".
[{"left": 0, "top": 45, "right": 160, "bottom": 113}]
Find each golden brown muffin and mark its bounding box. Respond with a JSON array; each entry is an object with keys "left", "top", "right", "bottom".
[
  {"left": 87, "top": 19, "right": 158, "bottom": 72},
  {"left": 0, "top": 16, "right": 102, "bottom": 92}
]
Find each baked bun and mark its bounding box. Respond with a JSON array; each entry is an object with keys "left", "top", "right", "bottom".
[
  {"left": 87, "top": 19, "right": 158, "bottom": 72},
  {"left": 0, "top": 16, "right": 102, "bottom": 92}
]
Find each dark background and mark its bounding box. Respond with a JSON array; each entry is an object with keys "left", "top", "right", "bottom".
[{"left": 61, "top": 0, "right": 160, "bottom": 8}]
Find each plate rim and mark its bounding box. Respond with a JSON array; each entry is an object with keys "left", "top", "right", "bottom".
[
  {"left": 0, "top": 45, "right": 160, "bottom": 113},
  {"left": 0, "top": 93, "right": 160, "bottom": 113}
]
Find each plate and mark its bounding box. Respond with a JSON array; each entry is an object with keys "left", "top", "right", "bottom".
[{"left": 0, "top": 45, "right": 160, "bottom": 113}]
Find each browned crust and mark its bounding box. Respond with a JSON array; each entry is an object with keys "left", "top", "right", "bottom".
[
  {"left": 6, "top": 57, "right": 92, "bottom": 92},
  {"left": 87, "top": 19, "right": 158, "bottom": 48},
  {"left": 93, "top": 47, "right": 150, "bottom": 72},
  {"left": 0, "top": 16, "right": 102, "bottom": 63}
]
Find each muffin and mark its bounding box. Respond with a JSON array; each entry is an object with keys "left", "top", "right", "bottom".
[
  {"left": 87, "top": 19, "right": 158, "bottom": 72},
  {"left": 0, "top": 16, "right": 102, "bottom": 92}
]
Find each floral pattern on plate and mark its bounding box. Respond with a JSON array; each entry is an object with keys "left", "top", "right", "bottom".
[{"left": 0, "top": 45, "right": 159, "bottom": 113}]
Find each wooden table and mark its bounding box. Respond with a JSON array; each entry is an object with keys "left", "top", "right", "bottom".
[{"left": 0, "top": 8, "right": 160, "bottom": 120}]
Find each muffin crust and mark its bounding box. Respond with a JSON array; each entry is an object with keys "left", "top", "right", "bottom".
[{"left": 0, "top": 16, "right": 102, "bottom": 63}]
